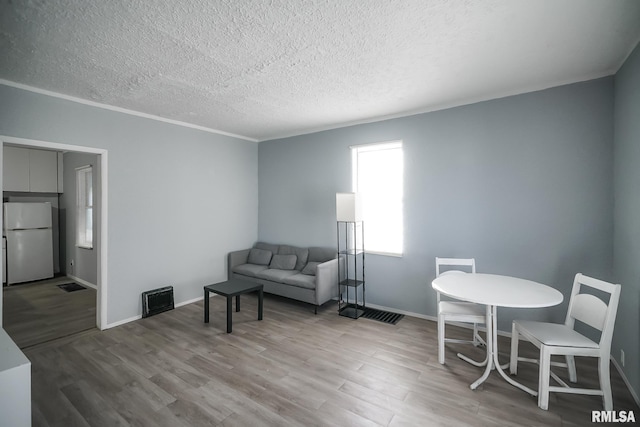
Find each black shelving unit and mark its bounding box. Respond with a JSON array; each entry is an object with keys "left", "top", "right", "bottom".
[{"left": 337, "top": 220, "right": 365, "bottom": 318}]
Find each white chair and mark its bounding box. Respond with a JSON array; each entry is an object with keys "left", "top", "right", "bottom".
[
  {"left": 436, "top": 257, "right": 486, "bottom": 365},
  {"left": 509, "top": 273, "right": 621, "bottom": 411}
]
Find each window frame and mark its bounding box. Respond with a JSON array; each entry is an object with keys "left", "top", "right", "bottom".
[
  {"left": 351, "top": 140, "right": 404, "bottom": 257},
  {"left": 75, "top": 165, "right": 94, "bottom": 250}
]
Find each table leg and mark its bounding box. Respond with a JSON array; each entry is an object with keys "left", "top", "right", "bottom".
[
  {"left": 457, "top": 353, "right": 489, "bottom": 367},
  {"left": 490, "top": 305, "right": 538, "bottom": 396},
  {"left": 204, "top": 289, "right": 210, "bottom": 323},
  {"left": 227, "top": 296, "right": 233, "bottom": 333},
  {"left": 258, "top": 288, "right": 263, "bottom": 320},
  {"left": 236, "top": 294, "right": 240, "bottom": 312},
  {"left": 470, "top": 305, "right": 494, "bottom": 389}
]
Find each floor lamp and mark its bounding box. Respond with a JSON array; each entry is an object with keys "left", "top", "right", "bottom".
[{"left": 336, "top": 193, "right": 365, "bottom": 318}]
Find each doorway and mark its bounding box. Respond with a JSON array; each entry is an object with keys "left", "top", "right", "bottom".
[
  {"left": 1, "top": 136, "right": 108, "bottom": 337},
  {"left": 2, "top": 276, "right": 97, "bottom": 348}
]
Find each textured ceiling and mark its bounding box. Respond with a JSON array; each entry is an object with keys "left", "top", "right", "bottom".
[{"left": 1, "top": 0, "right": 639, "bottom": 142}]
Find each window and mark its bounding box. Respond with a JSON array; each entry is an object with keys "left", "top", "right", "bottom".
[
  {"left": 76, "top": 165, "right": 93, "bottom": 249},
  {"left": 352, "top": 141, "right": 403, "bottom": 256}
]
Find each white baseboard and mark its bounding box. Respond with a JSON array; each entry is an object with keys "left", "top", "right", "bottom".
[
  {"left": 364, "top": 301, "right": 436, "bottom": 321},
  {"left": 67, "top": 275, "right": 97, "bottom": 290},
  {"left": 362, "top": 301, "right": 512, "bottom": 338},
  {"left": 176, "top": 295, "right": 211, "bottom": 308},
  {"left": 104, "top": 314, "right": 141, "bottom": 329},
  {"left": 103, "top": 293, "right": 216, "bottom": 329},
  {"left": 611, "top": 357, "right": 640, "bottom": 408}
]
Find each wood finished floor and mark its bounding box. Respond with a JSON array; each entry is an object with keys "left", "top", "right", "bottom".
[
  {"left": 3, "top": 277, "right": 97, "bottom": 349},
  {"left": 22, "top": 293, "right": 639, "bottom": 427}
]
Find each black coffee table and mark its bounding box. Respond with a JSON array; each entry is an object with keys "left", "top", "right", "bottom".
[{"left": 203, "top": 279, "right": 264, "bottom": 333}]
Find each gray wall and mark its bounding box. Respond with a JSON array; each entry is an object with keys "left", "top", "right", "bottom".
[
  {"left": 59, "top": 151, "right": 100, "bottom": 286},
  {"left": 0, "top": 84, "right": 259, "bottom": 326},
  {"left": 613, "top": 42, "right": 640, "bottom": 401},
  {"left": 259, "top": 77, "right": 614, "bottom": 331}
]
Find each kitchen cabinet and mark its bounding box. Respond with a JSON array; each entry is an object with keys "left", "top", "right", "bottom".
[
  {"left": 2, "top": 147, "right": 29, "bottom": 192},
  {"left": 3, "top": 147, "right": 61, "bottom": 193}
]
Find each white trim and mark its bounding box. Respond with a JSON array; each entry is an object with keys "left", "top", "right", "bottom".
[
  {"left": 99, "top": 150, "right": 108, "bottom": 330},
  {"left": 75, "top": 164, "right": 93, "bottom": 249},
  {"left": 104, "top": 314, "right": 142, "bottom": 329},
  {"left": 362, "top": 302, "right": 504, "bottom": 339},
  {"left": 176, "top": 294, "right": 214, "bottom": 308},
  {"left": 0, "top": 80, "right": 258, "bottom": 143},
  {"left": 67, "top": 275, "right": 97, "bottom": 290},
  {"left": 0, "top": 135, "right": 109, "bottom": 331},
  {"left": 102, "top": 293, "right": 216, "bottom": 329},
  {"left": 611, "top": 357, "right": 640, "bottom": 408},
  {"left": 1, "top": 135, "right": 106, "bottom": 155},
  {"left": 0, "top": 148, "right": 3, "bottom": 327},
  {"left": 366, "top": 251, "right": 404, "bottom": 258},
  {"left": 349, "top": 140, "right": 402, "bottom": 152},
  {"left": 364, "top": 302, "right": 435, "bottom": 322}
]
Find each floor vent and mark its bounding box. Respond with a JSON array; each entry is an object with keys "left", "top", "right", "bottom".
[
  {"left": 361, "top": 307, "right": 404, "bottom": 325},
  {"left": 142, "top": 286, "right": 175, "bottom": 318},
  {"left": 57, "top": 283, "right": 87, "bottom": 292}
]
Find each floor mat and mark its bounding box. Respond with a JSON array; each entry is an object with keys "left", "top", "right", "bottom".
[
  {"left": 361, "top": 307, "right": 404, "bottom": 325},
  {"left": 57, "top": 283, "right": 87, "bottom": 292}
]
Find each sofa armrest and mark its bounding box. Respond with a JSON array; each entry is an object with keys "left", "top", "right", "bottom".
[
  {"left": 315, "top": 257, "right": 340, "bottom": 305},
  {"left": 227, "top": 249, "right": 250, "bottom": 279}
]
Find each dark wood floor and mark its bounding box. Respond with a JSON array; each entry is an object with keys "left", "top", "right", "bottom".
[
  {"left": 3, "top": 277, "right": 97, "bottom": 348},
  {"left": 21, "top": 293, "right": 639, "bottom": 427}
]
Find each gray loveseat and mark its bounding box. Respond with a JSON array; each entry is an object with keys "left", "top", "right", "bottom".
[{"left": 228, "top": 242, "right": 339, "bottom": 313}]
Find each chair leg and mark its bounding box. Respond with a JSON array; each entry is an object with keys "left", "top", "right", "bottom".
[
  {"left": 438, "top": 314, "right": 446, "bottom": 365},
  {"left": 599, "top": 356, "right": 613, "bottom": 411},
  {"left": 472, "top": 323, "right": 479, "bottom": 346},
  {"left": 538, "top": 346, "right": 551, "bottom": 411},
  {"left": 509, "top": 323, "right": 519, "bottom": 375},
  {"left": 566, "top": 355, "right": 577, "bottom": 383}
]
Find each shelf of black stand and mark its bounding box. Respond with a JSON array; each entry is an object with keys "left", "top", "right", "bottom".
[
  {"left": 338, "top": 249, "right": 365, "bottom": 255},
  {"left": 337, "top": 220, "right": 365, "bottom": 319},
  {"left": 339, "top": 303, "right": 365, "bottom": 319},
  {"left": 339, "top": 279, "right": 364, "bottom": 287},
  {"left": 338, "top": 278, "right": 365, "bottom": 319}
]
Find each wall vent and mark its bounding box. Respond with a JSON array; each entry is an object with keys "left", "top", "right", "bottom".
[{"left": 142, "top": 286, "right": 175, "bottom": 318}]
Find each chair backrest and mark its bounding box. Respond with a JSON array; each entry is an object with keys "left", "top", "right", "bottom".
[
  {"left": 565, "top": 273, "right": 621, "bottom": 351},
  {"left": 436, "top": 257, "right": 476, "bottom": 277},
  {"left": 435, "top": 257, "right": 476, "bottom": 305}
]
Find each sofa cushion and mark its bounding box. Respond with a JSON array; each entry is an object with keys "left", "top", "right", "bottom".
[
  {"left": 278, "top": 245, "right": 309, "bottom": 271},
  {"left": 248, "top": 248, "right": 272, "bottom": 265},
  {"left": 301, "top": 261, "right": 320, "bottom": 276},
  {"left": 232, "top": 263, "right": 269, "bottom": 278},
  {"left": 254, "top": 242, "right": 280, "bottom": 255},
  {"left": 269, "top": 254, "right": 297, "bottom": 270},
  {"left": 308, "top": 247, "right": 337, "bottom": 263},
  {"left": 283, "top": 273, "right": 316, "bottom": 290},
  {"left": 256, "top": 269, "right": 298, "bottom": 282}
]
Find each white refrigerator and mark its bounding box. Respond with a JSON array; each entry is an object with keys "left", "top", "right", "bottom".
[{"left": 4, "top": 202, "right": 54, "bottom": 284}]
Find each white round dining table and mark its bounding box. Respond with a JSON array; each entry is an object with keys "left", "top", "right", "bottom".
[{"left": 432, "top": 273, "right": 563, "bottom": 394}]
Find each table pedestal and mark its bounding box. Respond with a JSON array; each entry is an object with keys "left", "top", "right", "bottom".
[{"left": 462, "top": 305, "right": 537, "bottom": 396}]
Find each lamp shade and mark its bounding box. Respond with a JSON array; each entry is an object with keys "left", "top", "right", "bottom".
[{"left": 336, "top": 192, "right": 362, "bottom": 222}]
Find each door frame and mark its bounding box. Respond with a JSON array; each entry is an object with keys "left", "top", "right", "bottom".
[{"left": 1, "top": 135, "right": 108, "bottom": 330}]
